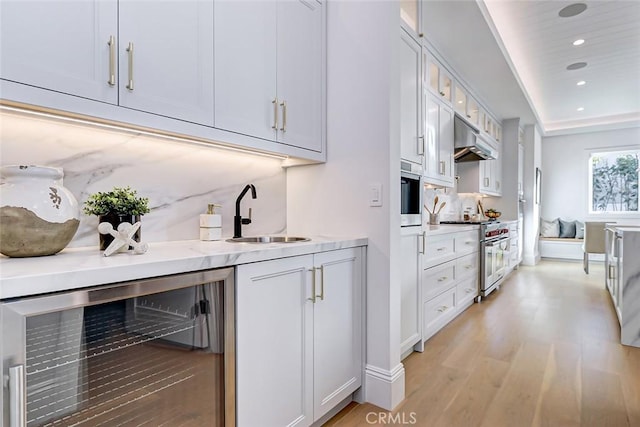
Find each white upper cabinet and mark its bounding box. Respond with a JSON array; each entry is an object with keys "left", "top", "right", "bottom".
[
  {"left": 400, "top": 30, "right": 424, "bottom": 167},
  {"left": 400, "top": 0, "right": 423, "bottom": 40},
  {"left": 424, "top": 94, "right": 454, "bottom": 188},
  {"left": 426, "top": 55, "right": 453, "bottom": 106},
  {"left": 457, "top": 139, "right": 502, "bottom": 197},
  {"left": 215, "top": 0, "right": 323, "bottom": 152},
  {"left": 0, "top": 0, "right": 118, "bottom": 104},
  {"left": 214, "top": 1, "right": 277, "bottom": 141},
  {"left": 118, "top": 0, "right": 214, "bottom": 125},
  {"left": 277, "top": 0, "right": 323, "bottom": 152}
]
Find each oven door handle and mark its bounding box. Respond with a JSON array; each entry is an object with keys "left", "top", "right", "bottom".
[
  {"left": 9, "top": 365, "right": 25, "bottom": 427},
  {"left": 484, "top": 238, "right": 509, "bottom": 247}
]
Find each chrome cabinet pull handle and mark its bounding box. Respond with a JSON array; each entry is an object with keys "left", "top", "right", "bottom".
[
  {"left": 126, "top": 42, "right": 134, "bottom": 91},
  {"left": 418, "top": 136, "right": 425, "bottom": 156},
  {"left": 439, "top": 160, "right": 446, "bottom": 175},
  {"left": 272, "top": 99, "right": 278, "bottom": 130},
  {"left": 437, "top": 305, "right": 448, "bottom": 312},
  {"left": 419, "top": 232, "right": 426, "bottom": 254},
  {"left": 9, "top": 365, "right": 25, "bottom": 427},
  {"left": 437, "top": 247, "right": 446, "bottom": 252},
  {"left": 438, "top": 276, "right": 448, "bottom": 282},
  {"left": 307, "top": 268, "right": 316, "bottom": 303},
  {"left": 318, "top": 265, "right": 324, "bottom": 300},
  {"left": 484, "top": 177, "right": 490, "bottom": 187},
  {"left": 107, "top": 35, "right": 116, "bottom": 86},
  {"left": 280, "top": 100, "right": 287, "bottom": 132}
]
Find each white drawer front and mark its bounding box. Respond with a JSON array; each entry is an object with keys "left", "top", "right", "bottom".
[
  {"left": 424, "top": 233, "right": 455, "bottom": 267},
  {"left": 456, "top": 277, "right": 478, "bottom": 305},
  {"left": 422, "top": 260, "right": 456, "bottom": 301},
  {"left": 423, "top": 287, "right": 456, "bottom": 333},
  {"left": 454, "top": 230, "right": 479, "bottom": 256},
  {"left": 456, "top": 252, "right": 478, "bottom": 280}
]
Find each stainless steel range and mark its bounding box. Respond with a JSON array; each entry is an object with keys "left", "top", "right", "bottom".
[
  {"left": 479, "top": 222, "right": 510, "bottom": 300},
  {"left": 440, "top": 220, "right": 510, "bottom": 301}
]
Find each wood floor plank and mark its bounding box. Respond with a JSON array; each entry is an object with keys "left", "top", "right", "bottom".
[
  {"left": 480, "top": 340, "right": 551, "bottom": 427},
  {"left": 532, "top": 341, "right": 582, "bottom": 427},
  {"left": 581, "top": 367, "right": 630, "bottom": 427},
  {"left": 433, "top": 357, "right": 510, "bottom": 427}
]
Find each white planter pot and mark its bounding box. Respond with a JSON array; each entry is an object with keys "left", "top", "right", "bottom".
[{"left": 0, "top": 165, "right": 80, "bottom": 257}]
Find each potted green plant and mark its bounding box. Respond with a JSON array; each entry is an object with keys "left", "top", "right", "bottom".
[{"left": 83, "top": 186, "right": 150, "bottom": 250}]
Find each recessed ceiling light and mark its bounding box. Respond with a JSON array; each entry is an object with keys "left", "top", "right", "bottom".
[
  {"left": 577, "top": 80, "right": 586, "bottom": 86},
  {"left": 559, "top": 3, "right": 587, "bottom": 18},
  {"left": 577, "top": 107, "right": 585, "bottom": 111},
  {"left": 567, "top": 62, "right": 587, "bottom": 70},
  {"left": 573, "top": 39, "right": 585, "bottom": 46}
]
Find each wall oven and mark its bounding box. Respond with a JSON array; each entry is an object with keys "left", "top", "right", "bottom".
[
  {"left": 401, "top": 162, "right": 423, "bottom": 227},
  {"left": 1, "top": 268, "right": 235, "bottom": 427},
  {"left": 479, "top": 222, "right": 510, "bottom": 300}
]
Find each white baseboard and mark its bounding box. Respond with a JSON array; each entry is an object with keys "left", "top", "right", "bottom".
[{"left": 364, "top": 363, "right": 405, "bottom": 410}]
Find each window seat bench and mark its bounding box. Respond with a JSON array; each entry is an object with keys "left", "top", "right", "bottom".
[{"left": 539, "top": 237, "right": 584, "bottom": 260}]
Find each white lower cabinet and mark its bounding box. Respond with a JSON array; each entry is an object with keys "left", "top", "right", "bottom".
[
  {"left": 422, "top": 229, "right": 479, "bottom": 342},
  {"left": 400, "top": 226, "right": 424, "bottom": 356},
  {"left": 236, "top": 247, "right": 363, "bottom": 427}
]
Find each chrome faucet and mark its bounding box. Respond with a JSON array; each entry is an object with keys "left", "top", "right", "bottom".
[{"left": 234, "top": 184, "right": 257, "bottom": 238}]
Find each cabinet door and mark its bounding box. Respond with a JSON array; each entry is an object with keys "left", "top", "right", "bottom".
[
  {"left": 424, "top": 96, "right": 439, "bottom": 182},
  {"left": 118, "top": 0, "right": 213, "bottom": 125},
  {"left": 313, "top": 248, "right": 363, "bottom": 420},
  {"left": 401, "top": 227, "right": 423, "bottom": 354},
  {"left": 214, "top": 1, "right": 277, "bottom": 140},
  {"left": 438, "top": 105, "right": 454, "bottom": 186},
  {"left": 0, "top": 0, "right": 118, "bottom": 104},
  {"left": 236, "top": 256, "right": 314, "bottom": 427},
  {"left": 400, "top": 30, "right": 423, "bottom": 166},
  {"left": 277, "top": 0, "right": 323, "bottom": 152},
  {"left": 480, "top": 158, "right": 492, "bottom": 194},
  {"left": 493, "top": 156, "right": 502, "bottom": 195}
]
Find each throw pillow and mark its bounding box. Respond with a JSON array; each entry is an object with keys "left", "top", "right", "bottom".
[
  {"left": 559, "top": 219, "right": 577, "bottom": 238},
  {"left": 575, "top": 221, "right": 585, "bottom": 239},
  {"left": 540, "top": 218, "right": 560, "bottom": 238}
]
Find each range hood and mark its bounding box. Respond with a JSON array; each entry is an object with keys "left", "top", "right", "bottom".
[{"left": 453, "top": 114, "right": 497, "bottom": 162}]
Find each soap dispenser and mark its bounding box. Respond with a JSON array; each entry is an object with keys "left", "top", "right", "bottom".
[{"left": 200, "top": 204, "right": 222, "bottom": 241}]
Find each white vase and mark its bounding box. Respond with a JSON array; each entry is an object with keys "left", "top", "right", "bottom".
[{"left": 0, "top": 165, "right": 80, "bottom": 257}]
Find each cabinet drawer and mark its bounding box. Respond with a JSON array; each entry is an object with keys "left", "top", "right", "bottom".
[
  {"left": 423, "top": 287, "right": 456, "bottom": 334},
  {"left": 456, "top": 252, "right": 478, "bottom": 280},
  {"left": 454, "top": 230, "right": 479, "bottom": 256},
  {"left": 422, "top": 260, "right": 456, "bottom": 301},
  {"left": 456, "top": 277, "right": 478, "bottom": 306},
  {"left": 424, "top": 233, "right": 455, "bottom": 267}
]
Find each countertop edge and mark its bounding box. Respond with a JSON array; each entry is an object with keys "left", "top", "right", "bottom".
[{"left": 0, "top": 237, "right": 368, "bottom": 299}]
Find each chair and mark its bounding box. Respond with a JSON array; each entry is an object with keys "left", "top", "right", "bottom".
[{"left": 583, "top": 221, "right": 614, "bottom": 274}]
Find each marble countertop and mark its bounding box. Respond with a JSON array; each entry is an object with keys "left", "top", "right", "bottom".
[
  {"left": 0, "top": 236, "right": 367, "bottom": 300},
  {"left": 424, "top": 224, "right": 480, "bottom": 235}
]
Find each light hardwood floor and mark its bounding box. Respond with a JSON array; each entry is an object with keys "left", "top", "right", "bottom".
[{"left": 326, "top": 260, "right": 640, "bottom": 427}]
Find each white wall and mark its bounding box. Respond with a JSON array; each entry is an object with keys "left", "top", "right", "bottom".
[
  {"left": 287, "top": 0, "right": 404, "bottom": 410},
  {"left": 0, "top": 110, "right": 286, "bottom": 247},
  {"left": 542, "top": 127, "right": 640, "bottom": 224}
]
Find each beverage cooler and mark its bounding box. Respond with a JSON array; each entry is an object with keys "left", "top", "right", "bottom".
[{"left": 1, "top": 268, "right": 235, "bottom": 427}]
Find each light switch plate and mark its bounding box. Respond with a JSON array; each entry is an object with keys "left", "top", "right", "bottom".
[{"left": 369, "top": 183, "right": 382, "bottom": 207}]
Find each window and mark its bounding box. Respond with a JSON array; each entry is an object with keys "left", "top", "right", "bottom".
[{"left": 589, "top": 149, "right": 639, "bottom": 214}]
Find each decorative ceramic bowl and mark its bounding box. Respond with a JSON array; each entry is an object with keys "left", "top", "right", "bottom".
[
  {"left": 0, "top": 165, "right": 80, "bottom": 257},
  {"left": 485, "top": 210, "right": 502, "bottom": 220}
]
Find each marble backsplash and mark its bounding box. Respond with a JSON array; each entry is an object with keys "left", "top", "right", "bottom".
[
  {"left": 423, "top": 186, "right": 483, "bottom": 222},
  {"left": 0, "top": 110, "right": 287, "bottom": 248}
]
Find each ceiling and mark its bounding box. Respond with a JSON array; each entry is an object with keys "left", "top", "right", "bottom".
[{"left": 421, "top": 0, "right": 640, "bottom": 136}]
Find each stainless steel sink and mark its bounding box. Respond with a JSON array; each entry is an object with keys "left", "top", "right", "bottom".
[{"left": 226, "top": 236, "right": 311, "bottom": 243}]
